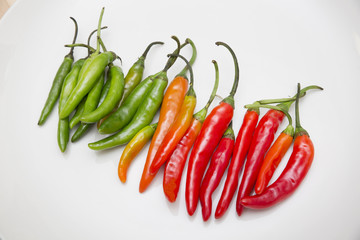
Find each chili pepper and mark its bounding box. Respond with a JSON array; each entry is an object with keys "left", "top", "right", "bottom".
[
  {"left": 241, "top": 83, "right": 320, "bottom": 209},
  {"left": 59, "top": 8, "right": 117, "bottom": 119},
  {"left": 57, "top": 58, "right": 85, "bottom": 152},
  {"left": 185, "top": 41, "right": 239, "bottom": 216},
  {"left": 235, "top": 85, "right": 323, "bottom": 216},
  {"left": 97, "top": 74, "right": 157, "bottom": 134},
  {"left": 200, "top": 123, "right": 235, "bottom": 221},
  {"left": 71, "top": 71, "right": 105, "bottom": 142},
  {"left": 88, "top": 36, "right": 182, "bottom": 151},
  {"left": 149, "top": 53, "right": 197, "bottom": 175},
  {"left": 139, "top": 38, "right": 196, "bottom": 193},
  {"left": 38, "top": 17, "right": 78, "bottom": 125},
  {"left": 214, "top": 107, "right": 259, "bottom": 219},
  {"left": 69, "top": 97, "right": 86, "bottom": 129},
  {"left": 80, "top": 63, "right": 125, "bottom": 123},
  {"left": 163, "top": 60, "right": 219, "bottom": 203},
  {"left": 97, "top": 41, "right": 163, "bottom": 128},
  {"left": 248, "top": 104, "right": 295, "bottom": 195},
  {"left": 118, "top": 123, "right": 158, "bottom": 183}
]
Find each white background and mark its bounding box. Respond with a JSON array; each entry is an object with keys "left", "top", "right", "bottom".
[{"left": 0, "top": 0, "right": 359, "bottom": 239}]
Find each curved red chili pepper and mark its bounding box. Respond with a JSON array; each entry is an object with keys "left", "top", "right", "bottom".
[
  {"left": 200, "top": 124, "right": 234, "bottom": 221},
  {"left": 185, "top": 41, "right": 239, "bottom": 216},
  {"left": 241, "top": 135, "right": 314, "bottom": 209},
  {"left": 240, "top": 83, "right": 320, "bottom": 209},
  {"left": 214, "top": 109, "right": 259, "bottom": 219}
]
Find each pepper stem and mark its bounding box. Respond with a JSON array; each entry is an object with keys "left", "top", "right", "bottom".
[
  {"left": 244, "top": 103, "right": 293, "bottom": 127},
  {"left": 205, "top": 60, "right": 219, "bottom": 109},
  {"left": 95, "top": 7, "right": 105, "bottom": 54},
  {"left": 141, "top": 41, "right": 164, "bottom": 59},
  {"left": 193, "top": 60, "right": 219, "bottom": 122},
  {"left": 279, "top": 85, "right": 323, "bottom": 111},
  {"left": 65, "top": 43, "right": 96, "bottom": 53},
  {"left": 66, "top": 17, "right": 78, "bottom": 58},
  {"left": 162, "top": 36, "right": 181, "bottom": 72},
  {"left": 167, "top": 53, "right": 195, "bottom": 97},
  {"left": 177, "top": 38, "right": 197, "bottom": 77},
  {"left": 87, "top": 26, "right": 108, "bottom": 55},
  {"left": 294, "top": 83, "right": 309, "bottom": 137},
  {"left": 215, "top": 41, "right": 239, "bottom": 97}
]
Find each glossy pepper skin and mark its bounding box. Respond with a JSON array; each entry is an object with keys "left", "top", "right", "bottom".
[
  {"left": 118, "top": 123, "right": 157, "bottom": 183},
  {"left": 139, "top": 38, "right": 194, "bottom": 193},
  {"left": 214, "top": 109, "right": 259, "bottom": 219},
  {"left": 186, "top": 102, "right": 234, "bottom": 215},
  {"left": 255, "top": 126, "right": 294, "bottom": 194},
  {"left": 163, "top": 60, "right": 220, "bottom": 203},
  {"left": 163, "top": 118, "right": 202, "bottom": 202},
  {"left": 241, "top": 83, "right": 319, "bottom": 209},
  {"left": 185, "top": 41, "right": 239, "bottom": 216},
  {"left": 98, "top": 75, "right": 156, "bottom": 134},
  {"left": 38, "top": 17, "right": 78, "bottom": 125},
  {"left": 97, "top": 41, "right": 163, "bottom": 128},
  {"left": 149, "top": 53, "right": 197, "bottom": 175},
  {"left": 200, "top": 125, "right": 234, "bottom": 221},
  {"left": 57, "top": 58, "right": 85, "bottom": 152},
  {"left": 59, "top": 51, "right": 116, "bottom": 119},
  {"left": 80, "top": 64, "right": 125, "bottom": 123},
  {"left": 235, "top": 108, "right": 285, "bottom": 216},
  {"left": 71, "top": 71, "right": 105, "bottom": 142},
  {"left": 88, "top": 71, "right": 168, "bottom": 150},
  {"left": 241, "top": 135, "right": 314, "bottom": 209}
]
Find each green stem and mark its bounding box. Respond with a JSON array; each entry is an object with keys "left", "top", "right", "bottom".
[
  {"left": 279, "top": 85, "right": 323, "bottom": 111},
  {"left": 167, "top": 53, "right": 195, "bottom": 97},
  {"left": 95, "top": 7, "right": 105, "bottom": 54},
  {"left": 87, "top": 26, "right": 108, "bottom": 55},
  {"left": 141, "top": 41, "right": 164, "bottom": 58},
  {"left": 65, "top": 43, "right": 96, "bottom": 53},
  {"left": 177, "top": 38, "right": 197, "bottom": 77},
  {"left": 215, "top": 41, "right": 239, "bottom": 97},
  {"left": 162, "top": 36, "right": 181, "bottom": 72},
  {"left": 205, "top": 60, "right": 219, "bottom": 109},
  {"left": 67, "top": 17, "right": 78, "bottom": 58},
  {"left": 98, "top": 37, "right": 107, "bottom": 52},
  {"left": 245, "top": 103, "right": 293, "bottom": 126}
]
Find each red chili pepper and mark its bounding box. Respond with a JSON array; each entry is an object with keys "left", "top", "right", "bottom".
[
  {"left": 185, "top": 42, "right": 239, "bottom": 216},
  {"left": 199, "top": 124, "right": 234, "bottom": 221},
  {"left": 241, "top": 83, "right": 321, "bottom": 209},
  {"left": 163, "top": 60, "right": 219, "bottom": 203},
  {"left": 214, "top": 108, "right": 259, "bottom": 219},
  {"left": 235, "top": 85, "right": 323, "bottom": 216}
]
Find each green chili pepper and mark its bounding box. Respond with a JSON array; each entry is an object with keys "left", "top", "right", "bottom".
[
  {"left": 80, "top": 64, "right": 125, "bottom": 123},
  {"left": 69, "top": 97, "right": 86, "bottom": 129},
  {"left": 97, "top": 73, "right": 157, "bottom": 134},
  {"left": 38, "top": 17, "right": 78, "bottom": 125},
  {"left": 57, "top": 58, "right": 85, "bottom": 151},
  {"left": 59, "top": 7, "right": 116, "bottom": 119},
  {"left": 88, "top": 72, "right": 168, "bottom": 150},
  {"left": 122, "top": 41, "right": 164, "bottom": 101},
  {"left": 71, "top": 71, "right": 105, "bottom": 141},
  {"left": 88, "top": 36, "right": 182, "bottom": 150}
]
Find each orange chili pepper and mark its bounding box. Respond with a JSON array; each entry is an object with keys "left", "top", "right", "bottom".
[
  {"left": 149, "top": 54, "right": 197, "bottom": 174},
  {"left": 118, "top": 123, "right": 157, "bottom": 183},
  {"left": 139, "top": 39, "right": 197, "bottom": 193}
]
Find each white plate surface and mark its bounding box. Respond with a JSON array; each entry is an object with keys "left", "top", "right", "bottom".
[{"left": 0, "top": 0, "right": 360, "bottom": 239}]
